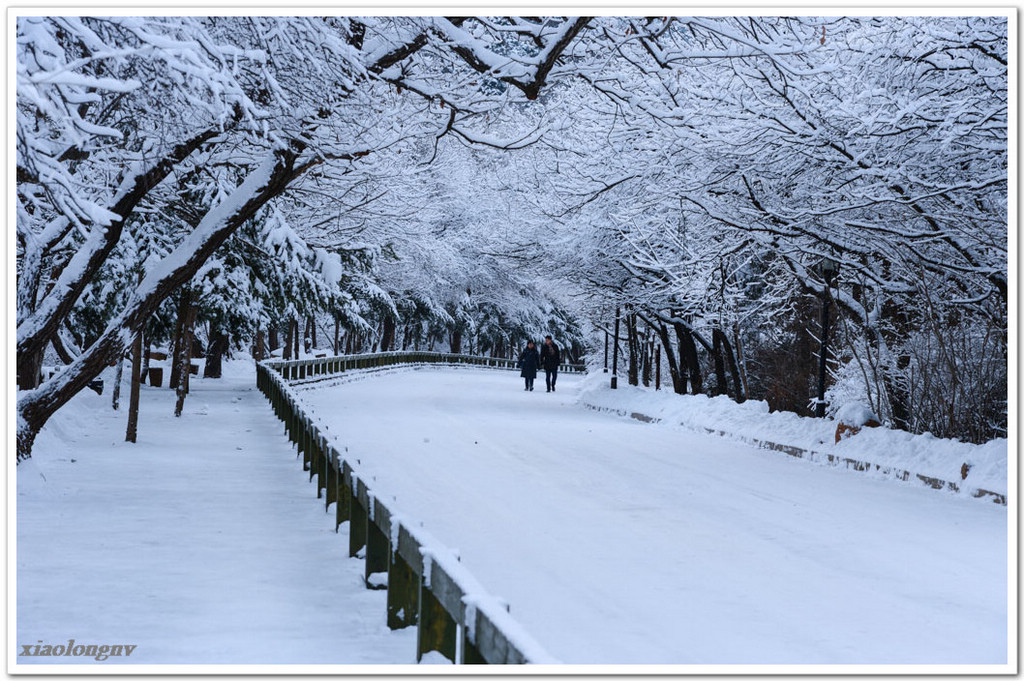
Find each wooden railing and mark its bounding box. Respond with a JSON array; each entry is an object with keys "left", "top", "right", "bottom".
[
  {"left": 256, "top": 353, "right": 572, "bottom": 664},
  {"left": 265, "top": 350, "right": 585, "bottom": 382}
]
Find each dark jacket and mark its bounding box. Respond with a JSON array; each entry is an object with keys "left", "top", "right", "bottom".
[
  {"left": 540, "top": 341, "right": 560, "bottom": 371},
  {"left": 518, "top": 345, "right": 540, "bottom": 379}
]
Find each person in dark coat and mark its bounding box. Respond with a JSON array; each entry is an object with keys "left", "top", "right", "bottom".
[
  {"left": 518, "top": 340, "right": 540, "bottom": 391},
  {"left": 540, "top": 335, "right": 560, "bottom": 392}
]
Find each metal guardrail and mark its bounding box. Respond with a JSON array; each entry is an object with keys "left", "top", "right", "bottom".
[{"left": 256, "top": 352, "right": 570, "bottom": 664}]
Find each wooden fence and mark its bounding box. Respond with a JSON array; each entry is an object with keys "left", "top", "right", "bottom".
[
  {"left": 256, "top": 352, "right": 570, "bottom": 664},
  {"left": 267, "top": 350, "right": 585, "bottom": 382}
]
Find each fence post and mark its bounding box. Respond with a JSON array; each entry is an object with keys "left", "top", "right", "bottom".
[
  {"left": 387, "top": 550, "right": 419, "bottom": 629},
  {"left": 461, "top": 631, "right": 487, "bottom": 664},
  {"left": 337, "top": 462, "right": 353, "bottom": 532},
  {"left": 286, "top": 406, "right": 297, "bottom": 445},
  {"left": 308, "top": 429, "right": 319, "bottom": 485},
  {"left": 326, "top": 448, "right": 338, "bottom": 511},
  {"left": 349, "top": 479, "right": 367, "bottom": 558},
  {"left": 316, "top": 435, "right": 327, "bottom": 497},
  {"left": 417, "top": 576, "right": 457, "bottom": 663},
  {"left": 301, "top": 420, "right": 312, "bottom": 472},
  {"left": 365, "top": 506, "right": 389, "bottom": 589}
]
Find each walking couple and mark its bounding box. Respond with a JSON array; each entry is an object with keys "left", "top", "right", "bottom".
[{"left": 518, "top": 336, "right": 560, "bottom": 392}]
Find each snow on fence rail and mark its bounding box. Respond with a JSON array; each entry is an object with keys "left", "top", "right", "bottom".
[{"left": 256, "top": 352, "right": 566, "bottom": 665}]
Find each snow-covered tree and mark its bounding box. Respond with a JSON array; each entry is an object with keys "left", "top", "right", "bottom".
[
  {"left": 17, "top": 15, "right": 1007, "bottom": 461},
  {"left": 16, "top": 15, "right": 593, "bottom": 461}
]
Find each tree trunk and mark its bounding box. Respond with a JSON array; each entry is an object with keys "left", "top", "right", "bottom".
[
  {"left": 655, "top": 342, "right": 661, "bottom": 390},
  {"left": 878, "top": 298, "right": 913, "bottom": 431},
  {"left": 268, "top": 326, "right": 279, "bottom": 354},
  {"left": 204, "top": 331, "right": 230, "bottom": 378},
  {"left": 641, "top": 336, "right": 652, "bottom": 387},
  {"left": 334, "top": 318, "right": 341, "bottom": 355},
  {"left": 293, "top": 319, "right": 301, "bottom": 358},
  {"left": 381, "top": 316, "right": 396, "bottom": 353},
  {"left": 712, "top": 327, "right": 728, "bottom": 397},
  {"left": 111, "top": 356, "right": 125, "bottom": 411},
  {"left": 169, "top": 289, "right": 191, "bottom": 390},
  {"left": 51, "top": 332, "right": 76, "bottom": 366},
  {"left": 126, "top": 329, "right": 143, "bottom": 442},
  {"left": 283, "top": 320, "right": 294, "bottom": 360},
  {"left": 722, "top": 327, "right": 746, "bottom": 403},
  {"left": 733, "top": 323, "right": 749, "bottom": 403},
  {"left": 141, "top": 332, "right": 152, "bottom": 379},
  {"left": 626, "top": 309, "right": 639, "bottom": 386},
  {"left": 174, "top": 303, "right": 197, "bottom": 417},
  {"left": 17, "top": 347, "right": 44, "bottom": 391},
  {"left": 450, "top": 330, "right": 462, "bottom": 354},
  {"left": 655, "top": 322, "right": 684, "bottom": 394},
  {"left": 887, "top": 354, "right": 913, "bottom": 431},
  {"left": 252, "top": 328, "right": 267, "bottom": 361},
  {"left": 674, "top": 322, "right": 702, "bottom": 395}
]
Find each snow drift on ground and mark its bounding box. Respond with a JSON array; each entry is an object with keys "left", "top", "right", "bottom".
[{"left": 574, "top": 371, "right": 1008, "bottom": 497}]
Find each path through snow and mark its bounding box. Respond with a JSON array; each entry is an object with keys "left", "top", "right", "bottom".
[{"left": 297, "top": 365, "right": 1008, "bottom": 666}]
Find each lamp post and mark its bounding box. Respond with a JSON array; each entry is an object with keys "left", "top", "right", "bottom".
[{"left": 814, "top": 257, "right": 840, "bottom": 418}]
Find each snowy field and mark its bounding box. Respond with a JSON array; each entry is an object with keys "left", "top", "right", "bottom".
[{"left": 15, "top": 360, "right": 1010, "bottom": 671}]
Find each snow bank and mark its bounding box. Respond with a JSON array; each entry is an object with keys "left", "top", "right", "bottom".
[{"left": 576, "top": 372, "right": 1007, "bottom": 498}]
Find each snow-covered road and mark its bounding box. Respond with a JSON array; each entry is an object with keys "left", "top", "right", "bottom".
[{"left": 298, "top": 366, "right": 1008, "bottom": 666}]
